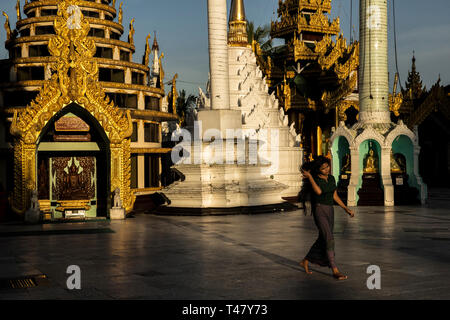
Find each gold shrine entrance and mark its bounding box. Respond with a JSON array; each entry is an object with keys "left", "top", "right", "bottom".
[
  {"left": 9, "top": 0, "right": 135, "bottom": 217},
  {"left": 36, "top": 104, "right": 111, "bottom": 219}
]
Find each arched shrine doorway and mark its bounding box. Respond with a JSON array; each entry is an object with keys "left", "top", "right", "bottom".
[{"left": 36, "top": 103, "right": 110, "bottom": 218}]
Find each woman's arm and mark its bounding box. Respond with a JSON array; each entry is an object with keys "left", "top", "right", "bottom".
[
  {"left": 333, "top": 190, "right": 355, "bottom": 217},
  {"left": 302, "top": 170, "right": 322, "bottom": 195}
]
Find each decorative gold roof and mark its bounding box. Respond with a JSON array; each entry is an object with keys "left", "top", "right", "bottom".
[
  {"left": 11, "top": 0, "right": 133, "bottom": 143},
  {"left": 271, "top": 0, "right": 339, "bottom": 38},
  {"left": 278, "top": 0, "right": 332, "bottom": 14}
]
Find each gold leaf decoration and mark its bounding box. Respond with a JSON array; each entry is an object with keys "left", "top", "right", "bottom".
[{"left": 10, "top": 0, "right": 135, "bottom": 214}]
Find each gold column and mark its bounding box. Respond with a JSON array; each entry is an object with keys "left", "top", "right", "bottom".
[
  {"left": 317, "top": 126, "right": 323, "bottom": 156},
  {"left": 111, "top": 140, "right": 135, "bottom": 212},
  {"left": 11, "top": 139, "right": 37, "bottom": 214}
]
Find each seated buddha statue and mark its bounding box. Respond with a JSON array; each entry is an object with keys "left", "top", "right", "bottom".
[
  {"left": 364, "top": 149, "right": 378, "bottom": 173},
  {"left": 390, "top": 150, "right": 403, "bottom": 173},
  {"left": 62, "top": 160, "right": 88, "bottom": 200}
]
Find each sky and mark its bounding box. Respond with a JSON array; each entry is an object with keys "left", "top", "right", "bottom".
[{"left": 0, "top": 0, "right": 449, "bottom": 96}]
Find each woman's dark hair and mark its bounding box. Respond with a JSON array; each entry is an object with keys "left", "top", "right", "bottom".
[{"left": 311, "top": 155, "right": 331, "bottom": 177}]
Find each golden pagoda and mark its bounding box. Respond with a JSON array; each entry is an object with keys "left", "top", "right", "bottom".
[
  {"left": 253, "top": 0, "right": 359, "bottom": 158},
  {"left": 0, "top": 0, "right": 178, "bottom": 220}
]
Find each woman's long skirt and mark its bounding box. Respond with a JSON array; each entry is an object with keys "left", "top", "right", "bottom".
[{"left": 305, "top": 203, "right": 336, "bottom": 268}]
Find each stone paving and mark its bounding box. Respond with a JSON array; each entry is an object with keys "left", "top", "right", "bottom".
[{"left": 0, "top": 196, "right": 449, "bottom": 300}]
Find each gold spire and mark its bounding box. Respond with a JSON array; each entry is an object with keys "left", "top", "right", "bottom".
[
  {"left": 228, "top": 0, "right": 248, "bottom": 47},
  {"left": 230, "top": 0, "right": 246, "bottom": 22},
  {"left": 16, "top": 0, "right": 21, "bottom": 21}
]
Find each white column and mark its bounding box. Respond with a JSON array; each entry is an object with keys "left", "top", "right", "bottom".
[
  {"left": 207, "top": 0, "right": 230, "bottom": 110},
  {"left": 414, "top": 146, "right": 427, "bottom": 204},
  {"left": 381, "top": 147, "right": 394, "bottom": 206},
  {"left": 347, "top": 147, "right": 359, "bottom": 206},
  {"left": 359, "top": 0, "right": 390, "bottom": 124}
]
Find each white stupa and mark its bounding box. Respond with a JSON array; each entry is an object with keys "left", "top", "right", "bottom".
[{"left": 159, "top": 0, "right": 302, "bottom": 214}]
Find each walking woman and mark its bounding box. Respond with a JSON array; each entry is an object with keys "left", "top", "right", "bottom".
[{"left": 299, "top": 156, "right": 355, "bottom": 280}]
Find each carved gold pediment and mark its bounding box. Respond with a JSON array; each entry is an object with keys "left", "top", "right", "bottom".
[
  {"left": 321, "top": 71, "right": 358, "bottom": 110},
  {"left": 334, "top": 42, "right": 359, "bottom": 80},
  {"left": 317, "top": 34, "right": 348, "bottom": 70},
  {"left": 389, "top": 92, "right": 403, "bottom": 117},
  {"left": 337, "top": 100, "right": 360, "bottom": 122},
  {"left": 293, "top": 36, "right": 316, "bottom": 60},
  {"left": 298, "top": 10, "right": 340, "bottom": 34}
]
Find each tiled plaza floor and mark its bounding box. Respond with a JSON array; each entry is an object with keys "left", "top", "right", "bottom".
[{"left": 0, "top": 195, "right": 449, "bottom": 300}]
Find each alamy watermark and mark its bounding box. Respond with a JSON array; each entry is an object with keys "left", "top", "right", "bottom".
[
  {"left": 366, "top": 265, "right": 381, "bottom": 290},
  {"left": 66, "top": 265, "right": 81, "bottom": 290},
  {"left": 170, "top": 121, "right": 281, "bottom": 175}
]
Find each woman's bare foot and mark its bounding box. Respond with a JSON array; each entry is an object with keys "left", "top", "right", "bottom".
[
  {"left": 299, "top": 259, "right": 313, "bottom": 274},
  {"left": 332, "top": 268, "right": 348, "bottom": 280}
]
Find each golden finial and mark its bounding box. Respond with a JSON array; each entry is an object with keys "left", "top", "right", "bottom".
[
  {"left": 128, "top": 18, "right": 135, "bottom": 46},
  {"left": 2, "top": 12, "right": 12, "bottom": 41},
  {"left": 118, "top": 2, "right": 123, "bottom": 24},
  {"left": 16, "top": 0, "right": 22, "bottom": 21},
  {"left": 171, "top": 73, "right": 178, "bottom": 115},
  {"left": 228, "top": 0, "right": 248, "bottom": 46},
  {"left": 230, "top": 0, "right": 246, "bottom": 22},
  {"left": 144, "top": 33, "right": 151, "bottom": 66},
  {"left": 159, "top": 52, "right": 165, "bottom": 90}
]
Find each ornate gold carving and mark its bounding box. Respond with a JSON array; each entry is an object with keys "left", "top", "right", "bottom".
[
  {"left": 10, "top": 0, "right": 135, "bottom": 215},
  {"left": 299, "top": 0, "right": 332, "bottom": 11},
  {"left": 95, "top": 57, "right": 149, "bottom": 72},
  {"left": 321, "top": 71, "right": 358, "bottom": 110},
  {"left": 143, "top": 33, "right": 151, "bottom": 66},
  {"left": 38, "top": 200, "right": 51, "bottom": 212},
  {"left": 16, "top": 0, "right": 22, "bottom": 21},
  {"left": 314, "top": 34, "right": 332, "bottom": 56},
  {"left": 389, "top": 93, "right": 403, "bottom": 117},
  {"left": 170, "top": 73, "right": 178, "bottom": 115},
  {"left": 16, "top": 16, "right": 124, "bottom": 34},
  {"left": 293, "top": 35, "right": 316, "bottom": 60},
  {"left": 132, "top": 187, "right": 162, "bottom": 193},
  {"left": 128, "top": 18, "right": 135, "bottom": 46},
  {"left": 130, "top": 109, "right": 178, "bottom": 121},
  {"left": 228, "top": 20, "right": 249, "bottom": 47},
  {"left": 55, "top": 200, "right": 91, "bottom": 212},
  {"left": 24, "top": 0, "right": 116, "bottom": 16},
  {"left": 282, "top": 74, "right": 291, "bottom": 111},
  {"left": 100, "top": 81, "right": 164, "bottom": 95},
  {"left": 272, "top": 1, "right": 339, "bottom": 38},
  {"left": 118, "top": 2, "right": 123, "bottom": 25},
  {"left": 298, "top": 9, "right": 339, "bottom": 35},
  {"left": 271, "top": 12, "right": 296, "bottom": 37},
  {"left": 131, "top": 148, "right": 171, "bottom": 154},
  {"left": 2, "top": 11, "right": 14, "bottom": 41},
  {"left": 389, "top": 73, "right": 402, "bottom": 117},
  {"left": 317, "top": 34, "right": 347, "bottom": 70},
  {"left": 406, "top": 81, "right": 447, "bottom": 127},
  {"left": 159, "top": 52, "right": 165, "bottom": 91},
  {"left": 278, "top": 0, "right": 331, "bottom": 16},
  {"left": 337, "top": 100, "right": 359, "bottom": 122},
  {"left": 334, "top": 42, "right": 359, "bottom": 80}
]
